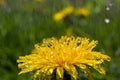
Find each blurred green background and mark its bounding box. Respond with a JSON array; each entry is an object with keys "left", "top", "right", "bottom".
[{"left": 0, "top": 0, "right": 120, "bottom": 80}]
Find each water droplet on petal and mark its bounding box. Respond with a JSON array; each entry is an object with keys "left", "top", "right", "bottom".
[
  {"left": 104, "top": 18, "right": 110, "bottom": 24},
  {"left": 97, "top": 60, "right": 104, "bottom": 64},
  {"left": 77, "top": 40, "right": 81, "bottom": 46},
  {"left": 25, "top": 65, "right": 28, "bottom": 68},
  {"left": 95, "top": 41, "right": 98, "bottom": 44},
  {"left": 107, "top": 60, "right": 110, "bottom": 62}
]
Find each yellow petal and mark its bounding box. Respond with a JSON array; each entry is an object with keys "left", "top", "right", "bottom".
[
  {"left": 76, "top": 64, "right": 87, "bottom": 70},
  {"left": 64, "top": 64, "right": 78, "bottom": 80},
  {"left": 32, "top": 69, "right": 41, "bottom": 79},
  {"left": 93, "top": 65, "right": 106, "bottom": 75},
  {"left": 56, "top": 67, "right": 64, "bottom": 80},
  {"left": 84, "top": 68, "right": 93, "bottom": 80},
  {"left": 48, "top": 68, "right": 54, "bottom": 75}
]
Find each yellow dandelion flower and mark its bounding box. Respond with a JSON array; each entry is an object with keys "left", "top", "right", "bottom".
[
  {"left": 53, "top": 6, "right": 73, "bottom": 21},
  {"left": 62, "top": 6, "right": 73, "bottom": 15},
  {"left": 53, "top": 11, "right": 66, "bottom": 21},
  {"left": 17, "top": 36, "right": 111, "bottom": 80},
  {"left": 75, "top": 8, "right": 89, "bottom": 17}
]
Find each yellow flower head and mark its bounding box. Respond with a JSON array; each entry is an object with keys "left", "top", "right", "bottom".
[
  {"left": 75, "top": 8, "right": 89, "bottom": 17},
  {"left": 53, "top": 6, "right": 73, "bottom": 21},
  {"left": 17, "top": 36, "right": 111, "bottom": 80},
  {"left": 62, "top": 6, "right": 73, "bottom": 15},
  {"left": 53, "top": 11, "right": 66, "bottom": 22}
]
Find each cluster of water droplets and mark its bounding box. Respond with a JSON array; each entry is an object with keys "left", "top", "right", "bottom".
[{"left": 104, "top": 2, "right": 113, "bottom": 24}]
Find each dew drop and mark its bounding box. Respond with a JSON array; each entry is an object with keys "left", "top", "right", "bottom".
[
  {"left": 97, "top": 61, "right": 102, "bottom": 64},
  {"left": 107, "top": 60, "right": 110, "bottom": 62},
  {"left": 104, "top": 18, "right": 110, "bottom": 24},
  {"left": 106, "top": 6, "right": 110, "bottom": 11},
  {"left": 77, "top": 40, "right": 81, "bottom": 46},
  {"left": 109, "top": 3, "right": 113, "bottom": 7},
  {"left": 25, "top": 65, "right": 28, "bottom": 68},
  {"left": 78, "top": 40, "right": 81, "bottom": 43},
  {"left": 95, "top": 41, "right": 98, "bottom": 45}
]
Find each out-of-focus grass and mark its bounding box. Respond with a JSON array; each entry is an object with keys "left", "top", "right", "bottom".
[{"left": 0, "top": 0, "right": 120, "bottom": 80}]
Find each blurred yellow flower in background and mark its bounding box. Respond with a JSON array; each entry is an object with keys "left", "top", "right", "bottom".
[
  {"left": 53, "top": 12, "right": 65, "bottom": 22},
  {"left": 53, "top": 6, "right": 73, "bottom": 21},
  {"left": 62, "top": 6, "right": 73, "bottom": 15},
  {"left": 75, "top": 8, "right": 90, "bottom": 17},
  {"left": 17, "top": 36, "right": 111, "bottom": 80},
  {"left": 35, "top": 0, "right": 42, "bottom": 3},
  {"left": 0, "top": 0, "right": 6, "bottom": 6}
]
